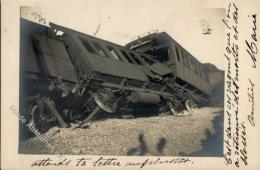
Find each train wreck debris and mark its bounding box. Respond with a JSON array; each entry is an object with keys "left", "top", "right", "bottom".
[{"left": 20, "top": 19, "right": 224, "bottom": 133}]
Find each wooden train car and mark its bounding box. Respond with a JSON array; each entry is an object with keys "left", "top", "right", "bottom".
[
  {"left": 126, "top": 32, "right": 212, "bottom": 96},
  {"left": 20, "top": 19, "right": 216, "bottom": 132}
]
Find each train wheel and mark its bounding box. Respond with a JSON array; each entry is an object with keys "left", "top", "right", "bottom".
[
  {"left": 28, "top": 97, "right": 66, "bottom": 133},
  {"left": 29, "top": 100, "right": 54, "bottom": 133},
  {"left": 92, "top": 92, "right": 117, "bottom": 113},
  {"left": 185, "top": 100, "right": 197, "bottom": 112}
]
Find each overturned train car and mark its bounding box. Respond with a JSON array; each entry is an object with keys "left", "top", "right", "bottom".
[
  {"left": 126, "top": 32, "right": 224, "bottom": 107},
  {"left": 20, "top": 19, "right": 218, "bottom": 131}
]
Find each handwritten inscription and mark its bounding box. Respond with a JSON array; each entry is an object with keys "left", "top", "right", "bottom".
[
  {"left": 223, "top": 2, "right": 258, "bottom": 167},
  {"left": 125, "top": 157, "right": 193, "bottom": 168},
  {"left": 247, "top": 79, "right": 255, "bottom": 126},
  {"left": 31, "top": 158, "right": 71, "bottom": 167},
  {"left": 239, "top": 122, "right": 248, "bottom": 166},
  {"left": 245, "top": 14, "right": 257, "bottom": 129},
  {"left": 223, "top": 3, "right": 250, "bottom": 167},
  {"left": 92, "top": 157, "right": 121, "bottom": 167},
  {"left": 223, "top": 3, "right": 241, "bottom": 166},
  {"left": 31, "top": 157, "right": 193, "bottom": 168},
  {"left": 245, "top": 14, "right": 257, "bottom": 68}
]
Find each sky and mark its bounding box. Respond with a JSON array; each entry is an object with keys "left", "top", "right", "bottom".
[{"left": 21, "top": 4, "right": 225, "bottom": 70}]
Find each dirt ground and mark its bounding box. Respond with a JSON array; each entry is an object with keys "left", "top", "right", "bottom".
[{"left": 19, "top": 107, "right": 224, "bottom": 156}]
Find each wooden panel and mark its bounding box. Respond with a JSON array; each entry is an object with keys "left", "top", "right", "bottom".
[
  {"left": 20, "top": 19, "right": 45, "bottom": 73},
  {"left": 176, "top": 61, "right": 211, "bottom": 95},
  {"left": 35, "top": 35, "right": 78, "bottom": 82},
  {"left": 86, "top": 53, "right": 149, "bottom": 81}
]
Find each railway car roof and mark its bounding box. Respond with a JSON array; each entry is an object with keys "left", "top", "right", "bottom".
[{"left": 126, "top": 32, "right": 205, "bottom": 67}]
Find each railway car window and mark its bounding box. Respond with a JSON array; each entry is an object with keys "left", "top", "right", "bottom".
[
  {"left": 147, "top": 47, "right": 169, "bottom": 63},
  {"left": 199, "top": 65, "right": 204, "bottom": 77},
  {"left": 197, "top": 64, "right": 202, "bottom": 77},
  {"left": 80, "top": 38, "right": 95, "bottom": 53},
  {"left": 107, "top": 46, "right": 121, "bottom": 61},
  {"left": 187, "top": 58, "right": 191, "bottom": 68},
  {"left": 121, "top": 50, "right": 134, "bottom": 63},
  {"left": 189, "top": 58, "right": 195, "bottom": 71},
  {"left": 92, "top": 41, "right": 107, "bottom": 57},
  {"left": 193, "top": 63, "right": 198, "bottom": 75},
  {"left": 188, "top": 58, "right": 192, "bottom": 69},
  {"left": 175, "top": 47, "right": 181, "bottom": 62},
  {"left": 129, "top": 53, "right": 142, "bottom": 65},
  {"left": 176, "top": 47, "right": 184, "bottom": 64},
  {"left": 184, "top": 61, "right": 188, "bottom": 68},
  {"left": 195, "top": 64, "right": 200, "bottom": 75},
  {"left": 185, "top": 54, "right": 191, "bottom": 69},
  {"left": 200, "top": 67, "right": 207, "bottom": 79},
  {"left": 181, "top": 52, "right": 188, "bottom": 67}
]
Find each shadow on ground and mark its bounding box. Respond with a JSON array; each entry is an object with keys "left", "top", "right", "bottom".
[
  {"left": 127, "top": 134, "right": 167, "bottom": 156},
  {"left": 180, "top": 111, "right": 224, "bottom": 157},
  {"left": 127, "top": 110, "right": 224, "bottom": 157}
]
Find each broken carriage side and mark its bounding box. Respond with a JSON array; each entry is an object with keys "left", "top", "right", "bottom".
[
  {"left": 126, "top": 32, "right": 224, "bottom": 108},
  {"left": 20, "top": 19, "right": 212, "bottom": 132}
]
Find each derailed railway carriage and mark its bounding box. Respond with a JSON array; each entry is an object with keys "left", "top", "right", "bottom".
[
  {"left": 125, "top": 32, "right": 213, "bottom": 105},
  {"left": 20, "top": 19, "right": 213, "bottom": 131}
]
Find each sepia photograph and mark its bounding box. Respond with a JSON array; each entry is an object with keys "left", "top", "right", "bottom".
[
  {"left": 1, "top": 1, "right": 259, "bottom": 170},
  {"left": 18, "top": 6, "right": 224, "bottom": 157}
]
